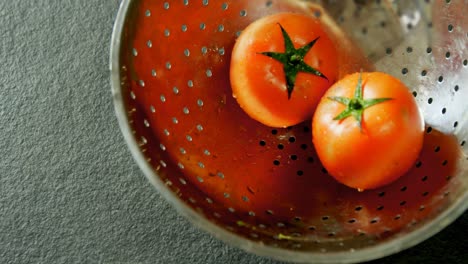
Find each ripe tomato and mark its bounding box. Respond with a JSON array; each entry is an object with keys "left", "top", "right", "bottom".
[
  {"left": 230, "top": 13, "right": 339, "bottom": 128},
  {"left": 312, "top": 72, "right": 424, "bottom": 191}
]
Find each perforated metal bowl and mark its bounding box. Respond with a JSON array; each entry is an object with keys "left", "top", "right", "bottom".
[{"left": 110, "top": 0, "right": 468, "bottom": 263}]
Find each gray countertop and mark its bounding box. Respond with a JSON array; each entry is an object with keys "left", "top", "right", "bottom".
[{"left": 0, "top": 1, "right": 466, "bottom": 263}]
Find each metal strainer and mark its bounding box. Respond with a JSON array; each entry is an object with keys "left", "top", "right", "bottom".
[{"left": 110, "top": 0, "right": 468, "bottom": 263}]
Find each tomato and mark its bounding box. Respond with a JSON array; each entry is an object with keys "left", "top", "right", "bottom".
[
  {"left": 230, "top": 13, "right": 339, "bottom": 128},
  {"left": 312, "top": 72, "right": 424, "bottom": 191}
]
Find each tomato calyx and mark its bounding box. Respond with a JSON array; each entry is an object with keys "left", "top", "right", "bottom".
[
  {"left": 260, "top": 23, "right": 328, "bottom": 99},
  {"left": 328, "top": 72, "right": 392, "bottom": 130}
]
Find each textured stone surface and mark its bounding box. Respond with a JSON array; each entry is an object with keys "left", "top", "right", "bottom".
[{"left": 0, "top": 0, "right": 465, "bottom": 263}]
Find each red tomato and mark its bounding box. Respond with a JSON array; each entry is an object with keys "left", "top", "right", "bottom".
[
  {"left": 312, "top": 72, "right": 424, "bottom": 190},
  {"left": 230, "top": 13, "right": 338, "bottom": 128}
]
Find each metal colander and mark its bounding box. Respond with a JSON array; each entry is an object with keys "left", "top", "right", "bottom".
[{"left": 110, "top": 0, "right": 468, "bottom": 263}]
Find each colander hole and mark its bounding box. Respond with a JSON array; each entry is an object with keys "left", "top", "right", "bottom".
[
  {"left": 200, "top": 23, "right": 206, "bottom": 30},
  {"left": 303, "top": 126, "right": 310, "bottom": 133},
  {"left": 178, "top": 162, "right": 184, "bottom": 169},
  {"left": 146, "top": 40, "right": 153, "bottom": 48},
  {"left": 228, "top": 207, "right": 235, "bottom": 213},
  {"left": 413, "top": 91, "right": 418, "bottom": 97},
  {"left": 370, "top": 218, "right": 379, "bottom": 224},
  {"left": 416, "top": 160, "right": 422, "bottom": 167},
  {"left": 290, "top": 155, "right": 298, "bottom": 160},
  {"left": 132, "top": 48, "right": 138, "bottom": 56},
  {"left": 328, "top": 232, "right": 335, "bottom": 237},
  {"left": 201, "top": 46, "right": 208, "bottom": 54},
  {"left": 377, "top": 205, "right": 384, "bottom": 211},
  {"left": 196, "top": 124, "right": 203, "bottom": 131},
  {"left": 198, "top": 162, "right": 205, "bottom": 169},
  {"left": 179, "top": 178, "right": 187, "bottom": 185},
  {"left": 296, "top": 170, "right": 304, "bottom": 176},
  {"left": 266, "top": 0, "right": 273, "bottom": 7},
  {"left": 400, "top": 186, "right": 407, "bottom": 192},
  {"left": 165, "top": 62, "right": 172, "bottom": 70},
  {"left": 266, "top": 210, "right": 274, "bottom": 215},
  {"left": 130, "top": 91, "right": 136, "bottom": 100},
  {"left": 218, "top": 48, "right": 225, "bottom": 55},
  {"left": 426, "top": 22, "right": 432, "bottom": 28},
  {"left": 400, "top": 201, "right": 407, "bottom": 206},
  {"left": 406, "top": 46, "right": 413, "bottom": 53},
  {"left": 223, "top": 193, "right": 230, "bottom": 198},
  {"left": 248, "top": 211, "right": 255, "bottom": 216},
  {"left": 188, "top": 197, "right": 196, "bottom": 204},
  {"left": 164, "top": 29, "right": 170, "bottom": 37},
  {"left": 421, "top": 70, "right": 427, "bottom": 76},
  {"left": 380, "top": 21, "right": 386, "bottom": 27},
  {"left": 181, "top": 24, "right": 187, "bottom": 32},
  {"left": 386, "top": 48, "right": 392, "bottom": 55},
  {"left": 187, "top": 80, "right": 194, "bottom": 87},
  {"left": 240, "top": 10, "right": 247, "bottom": 17},
  {"left": 206, "top": 69, "right": 213, "bottom": 77},
  {"left": 160, "top": 160, "right": 167, "bottom": 168},
  {"left": 378, "top": 191, "right": 385, "bottom": 197},
  {"left": 250, "top": 233, "right": 259, "bottom": 239},
  {"left": 271, "top": 129, "right": 278, "bottom": 135},
  {"left": 445, "top": 51, "right": 451, "bottom": 58},
  {"left": 236, "top": 31, "right": 242, "bottom": 37},
  {"left": 401, "top": 68, "right": 408, "bottom": 75},
  {"left": 419, "top": 205, "right": 425, "bottom": 211},
  {"left": 444, "top": 191, "right": 450, "bottom": 196},
  {"left": 321, "top": 167, "right": 328, "bottom": 174},
  {"left": 307, "top": 157, "right": 314, "bottom": 163},
  {"left": 186, "top": 135, "right": 193, "bottom": 142},
  {"left": 160, "top": 144, "right": 166, "bottom": 151},
  {"left": 184, "top": 0, "right": 188, "bottom": 6},
  {"left": 197, "top": 99, "right": 204, "bottom": 107},
  {"left": 438, "top": 76, "right": 444, "bottom": 83},
  {"left": 259, "top": 140, "right": 266, "bottom": 146},
  {"left": 426, "top": 47, "right": 432, "bottom": 53},
  {"left": 348, "top": 219, "right": 356, "bottom": 223},
  {"left": 463, "top": 59, "right": 468, "bottom": 66},
  {"left": 213, "top": 213, "right": 221, "bottom": 218},
  {"left": 150, "top": 105, "right": 156, "bottom": 113},
  {"left": 151, "top": 69, "right": 157, "bottom": 77},
  {"left": 140, "top": 136, "right": 147, "bottom": 145},
  {"left": 301, "top": 144, "right": 308, "bottom": 150},
  {"left": 259, "top": 224, "right": 266, "bottom": 229},
  {"left": 172, "top": 117, "right": 178, "bottom": 124},
  {"left": 355, "top": 206, "right": 363, "bottom": 211},
  {"left": 427, "top": 98, "right": 433, "bottom": 104},
  {"left": 434, "top": 146, "right": 441, "bottom": 152},
  {"left": 203, "top": 149, "right": 210, "bottom": 156},
  {"left": 308, "top": 226, "right": 316, "bottom": 231},
  {"left": 394, "top": 215, "right": 401, "bottom": 220},
  {"left": 277, "top": 222, "right": 285, "bottom": 227},
  {"left": 173, "top": 87, "right": 179, "bottom": 94},
  {"left": 448, "top": 24, "right": 454, "bottom": 32},
  {"left": 277, "top": 144, "right": 284, "bottom": 150},
  {"left": 242, "top": 196, "right": 249, "bottom": 202},
  {"left": 423, "top": 191, "right": 429, "bottom": 196},
  {"left": 322, "top": 216, "right": 329, "bottom": 221},
  {"left": 445, "top": 0, "right": 451, "bottom": 3},
  {"left": 422, "top": 175, "right": 428, "bottom": 181},
  {"left": 222, "top": 2, "right": 228, "bottom": 10},
  {"left": 217, "top": 172, "right": 224, "bottom": 179},
  {"left": 294, "top": 217, "right": 301, "bottom": 222},
  {"left": 273, "top": 160, "right": 280, "bottom": 166},
  {"left": 218, "top": 25, "right": 225, "bottom": 32},
  {"left": 143, "top": 119, "right": 150, "bottom": 127},
  {"left": 454, "top": 85, "right": 459, "bottom": 92},
  {"left": 426, "top": 126, "right": 432, "bottom": 133},
  {"left": 442, "top": 108, "right": 447, "bottom": 114},
  {"left": 202, "top": 0, "right": 208, "bottom": 6},
  {"left": 145, "top": 9, "right": 151, "bottom": 17},
  {"left": 163, "top": 2, "right": 169, "bottom": 9},
  {"left": 461, "top": 140, "right": 466, "bottom": 146},
  {"left": 180, "top": 148, "right": 186, "bottom": 155},
  {"left": 446, "top": 176, "right": 452, "bottom": 181},
  {"left": 442, "top": 160, "right": 448, "bottom": 166},
  {"left": 289, "top": 136, "right": 296, "bottom": 143},
  {"left": 183, "top": 107, "right": 189, "bottom": 114}
]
